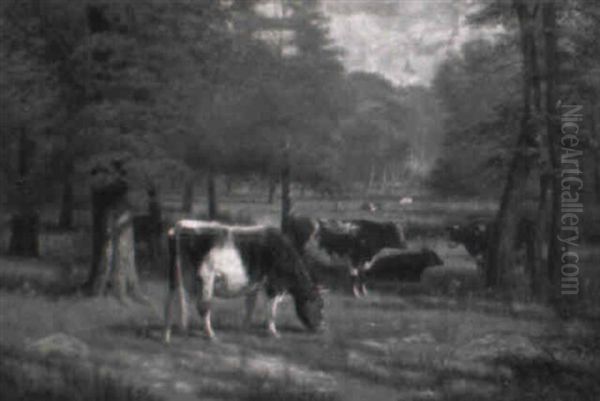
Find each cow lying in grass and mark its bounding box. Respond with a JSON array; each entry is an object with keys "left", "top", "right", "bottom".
[
  {"left": 164, "top": 220, "right": 324, "bottom": 342},
  {"left": 366, "top": 248, "right": 444, "bottom": 282},
  {"left": 285, "top": 216, "right": 407, "bottom": 297}
]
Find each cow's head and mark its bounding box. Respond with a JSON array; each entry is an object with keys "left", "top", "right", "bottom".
[
  {"left": 295, "top": 286, "right": 324, "bottom": 332},
  {"left": 422, "top": 247, "right": 444, "bottom": 267},
  {"left": 446, "top": 224, "right": 464, "bottom": 248}
]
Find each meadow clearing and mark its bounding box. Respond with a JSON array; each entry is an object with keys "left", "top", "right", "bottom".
[{"left": 1, "top": 195, "right": 599, "bottom": 401}]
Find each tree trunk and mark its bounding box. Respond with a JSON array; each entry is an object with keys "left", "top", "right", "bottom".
[
  {"left": 207, "top": 167, "right": 217, "bottom": 220},
  {"left": 181, "top": 177, "right": 194, "bottom": 213},
  {"left": 8, "top": 213, "right": 39, "bottom": 257},
  {"left": 487, "top": 1, "right": 538, "bottom": 288},
  {"left": 532, "top": 172, "right": 551, "bottom": 298},
  {"left": 281, "top": 139, "right": 292, "bottom": 231},
  {"left": 58, "top": 161, "right": 74, "bottom": 230},
  {"left": 530, "top": 13, "right": 548, "bottom": 300},
  {"left": 146, "top": 184, "right": 163, "bottom": 261},
  {"left": 8, "top": 127, "right": 39, "bottom": 257},
  {"left": 225, "top": 176, "right": 233, "bottom": 196},
  {"left": 366, "top": 163, "right": 376, "bottom": 194},
  {"left": 542, "top": 1, "right": 562, "bottom": 288},
  {"left": 86, "top": 166, "right": 144, "bottom": 300}
]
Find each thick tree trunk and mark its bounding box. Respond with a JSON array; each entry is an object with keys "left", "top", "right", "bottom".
[
  {"left": 207, "top": 167, "right": 217, "bottom": 220},
  {"left": 86, "top": 165, "right": 144, "bottom": 300},
  {"left": 281, "top": 139, "right": 291, "bottom": 231},
  {"left": 542, "top": 1, "right": 562, "bottom": 288},
  {"left": 181, "top": 177, "right": 194, "bottom": 213},
  {"left": 487, "top": 1, "right": 538, "bottom": 288}
]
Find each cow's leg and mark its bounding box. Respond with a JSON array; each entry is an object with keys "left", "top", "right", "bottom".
[
  {"left": 243, "top": 290, "right": 259, "bottom": 329},
  {"left": 266, "top": 294, "right": 284, "bottom": 338},
  {"left": 349, "top": 266, "right": 362, "bottom": 298},
  {"left": 197, "top": 268, "right": 215, "bottom": 339},
  {"left": 178, "top": 284, "right": 190, "bottom": 335},
  {"left": 358, "top": 266, "right": 369, "bottom": 296},
  {"left": 163, "top": 288, "right": 177, "bottom": 344}
]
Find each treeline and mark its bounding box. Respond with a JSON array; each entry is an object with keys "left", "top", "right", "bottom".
[
  {"left": 431, "top": 0, "right": 599, "bottom": 297},
  {"left": 430, "top": 0, "right": 599, "bottom": 202},
  {"left": 0, "top": 0, "right": 441, "bottom": 230}
]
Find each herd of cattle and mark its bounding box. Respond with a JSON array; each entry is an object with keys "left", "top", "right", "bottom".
[{"left": 162, "top": 215, "right": 496, "bottom": 341}]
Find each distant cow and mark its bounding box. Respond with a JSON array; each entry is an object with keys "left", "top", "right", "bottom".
[
  {"left": 164, "top": 220, "right": 324, "bottom": 341},
  {"left": 366, "top": 248, "right": 443, "bottom": 282},
  {"left": 285, "top": 216, "right": 407, "bottom": 297},
  {"left": 446, "top": 218, "right": 535, "bottom": 265}
]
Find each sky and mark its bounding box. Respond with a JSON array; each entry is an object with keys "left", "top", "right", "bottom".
[{"left": 320, "top": 0, "right": 502, "bottom": 86}]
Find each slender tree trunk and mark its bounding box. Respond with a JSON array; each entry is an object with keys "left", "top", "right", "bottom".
[
  {"left": 366, "top": 163, "right": 376, "bottom": 194},
  {"left": 58, "top": 159, "right": 74, "bottom": 230},
  {"left": 225, "top": 176, "right": 233, "bottom": 196},
  {"left": 532, "top": 173, "right": 551, "bottom": 297},
  {"left": 542, "top": 1, "right": 562, "bottom": 288},
  {"left": 487, "top": 1, "right": 538, "bottom": 288},
  {"left": 146, "top": 184, "right": 162, "bottom": 261},
  {"left": 8, "top": 127, "right": 39, "bottom": 257},
  {"left": 530, "top": 17, "right": 548, "bottom": 299},
  {"left": 207, "top": 167, "right": 217, "bottom": 220},
  {"left": 181, "top": 177, "right": 194, "bottom": 213},
  {"left": 281, "top": 138, "right": 291, "bottom": 231}
]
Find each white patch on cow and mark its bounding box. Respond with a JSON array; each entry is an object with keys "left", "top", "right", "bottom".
[{"left": 201, "top": 234, "right": 250, "bottom": 297}]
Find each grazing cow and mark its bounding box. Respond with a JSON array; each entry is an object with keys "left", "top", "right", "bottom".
[
  {"left": 366, "top": 248, "right": 444, "bottom": 282},
  {"left": 285, "top": 216, "right": 407, "bottom": 297},
  {"left": 164, "top": 220, "right": 324, "bottom": 342}
]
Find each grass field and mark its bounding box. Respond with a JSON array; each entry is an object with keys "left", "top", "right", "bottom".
[{"left": 1, "top": 196, "right": 599, "bottom": 400}]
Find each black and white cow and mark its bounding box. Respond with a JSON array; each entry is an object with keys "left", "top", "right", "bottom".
[
  {"left": 164, "top": 220, "right": 324, "bottom": 342},
  {"left": 285, "top": 216, "right": 407, "bottom": 297},
  {"left": 366, "top": 247, "right": 444, "bottom": 282}
]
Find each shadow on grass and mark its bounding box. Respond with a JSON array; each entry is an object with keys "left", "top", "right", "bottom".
[
  {"left": 0, "top": 345, "right": 162, "bottom": 401},
  {"left": 491, "top": 354, "right": 600, "bottom": 401},
  {"left": 0, "top": 260, "right": 84, "bottom": 299}
]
